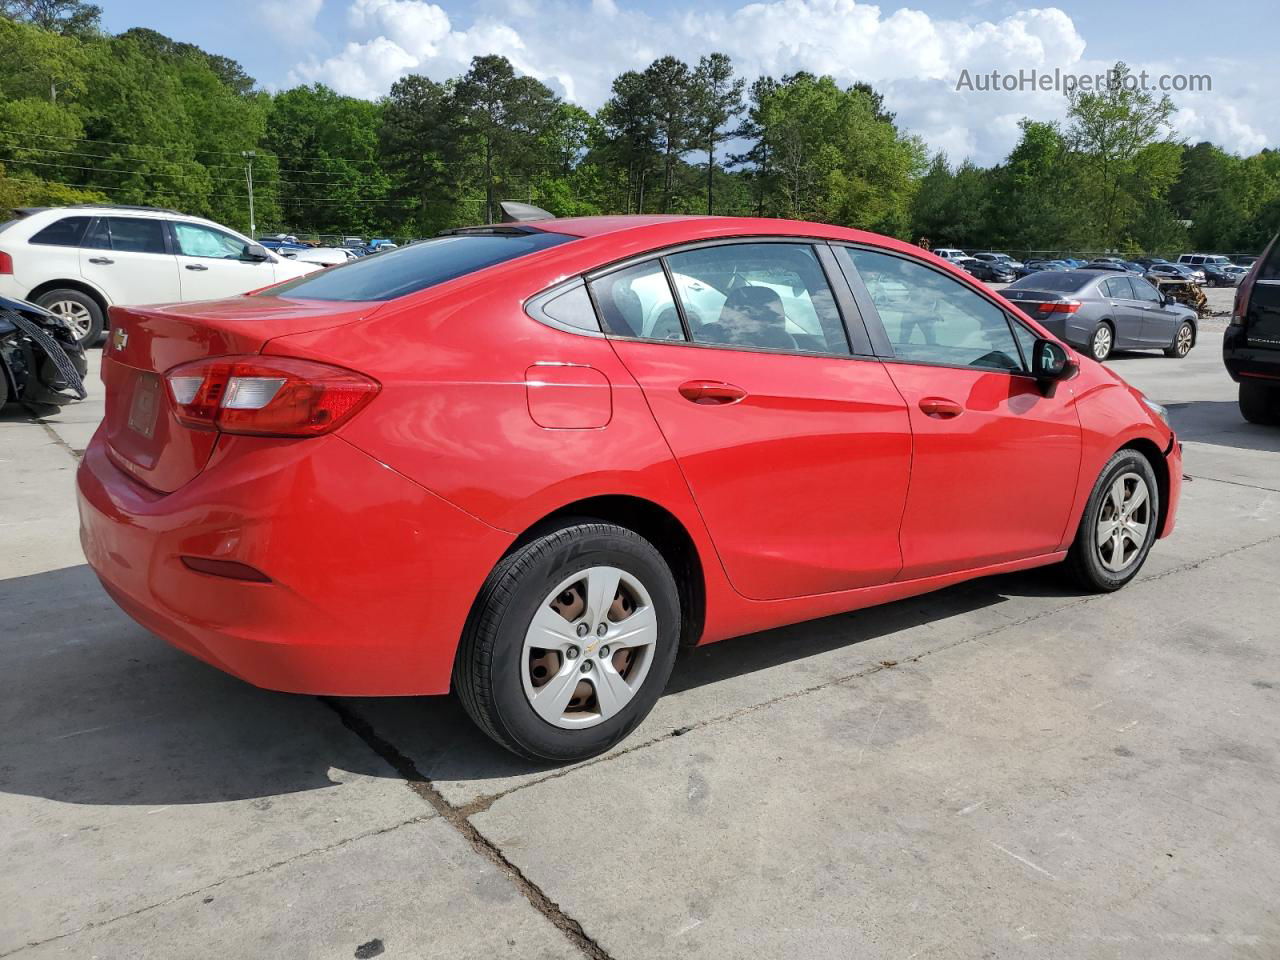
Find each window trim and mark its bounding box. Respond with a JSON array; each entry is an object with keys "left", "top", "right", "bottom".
[
  {"left": 583, "top": 236, "right": 872, "bottom": 360},
  {"left": 833, "top": 242, "right": 1040, "bottom": 378}
]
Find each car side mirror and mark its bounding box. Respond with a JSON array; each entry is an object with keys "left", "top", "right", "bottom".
[
  {"left": 1031, "top": 338, "right": 1076, "bottom": 394},
  {"left": 242, "top": 243, "right": 271, "bottom": 262}
]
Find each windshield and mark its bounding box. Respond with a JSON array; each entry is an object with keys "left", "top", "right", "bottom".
[{"left": 262, "top": 230, "right": 575, "bottom": 302}]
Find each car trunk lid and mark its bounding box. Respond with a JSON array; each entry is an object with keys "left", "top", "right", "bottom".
[{"left": 102, "top": 296, "right": 379, "bottom": 493}]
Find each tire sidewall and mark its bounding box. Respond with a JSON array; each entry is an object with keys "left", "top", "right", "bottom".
[
  {"left": 36, "top": 290, "right": 104, "bottom": 347},
  {"left": 1076, "top": 451, "right": 1160, "bottom": 590},
  {"left": 486, "top": 529, "right": 680, "bottom": 761}
]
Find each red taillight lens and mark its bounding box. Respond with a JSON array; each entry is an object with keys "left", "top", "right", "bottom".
[
  {"left": 0, "top": 251, "right": 12, "bottom": 275},
  {"left": 1233, "top": 265, "right": 1258, "bottom": 326},
  {"left": 1041, "top": 300, "right": 1082, "bottom": 314},
  {"left": 166, "top": 355, "right": 379, "bottom": 437}
]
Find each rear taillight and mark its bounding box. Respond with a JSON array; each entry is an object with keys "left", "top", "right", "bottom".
[
  {"left": 1233, "top": 265, "right": 1259, "bottom": 326},
  {"left": 1041, "top": 300, "right": 1082, "bottom": 314},
  {"left": 165, "top": 355, "right": 379, "bottom": 437},
  {"left": 0, "top": 251, "right": 12, "bottom": 275}
]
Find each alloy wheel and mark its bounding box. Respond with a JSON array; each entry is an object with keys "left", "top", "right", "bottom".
[
  {"left": 1095, "top": 471, "right": 1152, "bottom": 573},
  {"left": 1174, "top": 323, "right": 1193, "bottom": 357},
  {"left": 521, "top": 566, "right": 657, "bottom": 729},
  {"left": 46, "top": 300, "right": 93, "bottom": 341},
  {"left": 1092, "top": 325, "right": 1113, "bottom": 360}
]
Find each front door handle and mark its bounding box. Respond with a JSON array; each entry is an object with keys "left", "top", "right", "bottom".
[
  {"left": 679, "top": 380, "right": 747, "bottom": 405},
  {"left": 919, "top": 397, "right": 963, "bottom": 418},
  {"left": 185, "top": 263, "right": 209, "bottom": 271},
  {"left": 88, "top": 257, "right": 113, "bottom": 265}
]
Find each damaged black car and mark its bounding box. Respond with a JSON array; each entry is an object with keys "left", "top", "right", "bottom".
[{"left": 0, "top": 295, "right": 88, "bottom": 407}]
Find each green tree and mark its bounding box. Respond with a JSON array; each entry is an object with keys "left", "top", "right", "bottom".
[
  {"left": 690, "top": 53, "right": 743, "bottom": 215},
  {"left": 0, "top": 0, "right": 99, "bottom": 38},
  {"left": 1066, "top": 61, "right": 1177, "bottom": 247},
  {"left": 641, "top": 56, "right": 694, "bottom": 212},
  {"left": 453, "top": 54, "right": 560, "bottom": 223}
]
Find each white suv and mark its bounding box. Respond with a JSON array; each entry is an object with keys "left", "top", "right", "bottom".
[{"left": 0, "top": 205, "right": 322, "bottom": 345}]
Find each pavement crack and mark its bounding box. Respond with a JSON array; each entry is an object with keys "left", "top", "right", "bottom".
[
  {"left": 0, "top": 816, "right": 432, "bottom": 958},
  {"left": 320, "top": 696, "right": 618, "bottom": 960},
  {"left": 1182, "top": 473, "right": 1280, "bottom": 494},
  {"left": 29, "top": 414, "right": 83, "bottom": 462}
]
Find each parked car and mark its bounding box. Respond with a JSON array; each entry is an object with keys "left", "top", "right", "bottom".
[
  {"left": 1232, "top": 255, "right": 1259, "bottom": 268},
  {"left": 1134, "top": 257, "right": 1170, "bottom": 269},
  {"left": 0, "top": 205, "right": 323, "bottom": 347},
  {"left": 1224, "top": 234, "right": 1280, "bottom": 424},
  {"left": 1146, "top": 262, "right": 1203, "bottom": 283},
  {"left": 964, "top": 258, "right": 1017, "bottom": 282},
  {"left": 930, "top": 248, "right": 968, "bottom": 262},
  {"left": 78, "top": 210, "right": 1183, "bottom": 761},
  {"left": 1015, "top": 259, "right": 1069, "bottom": 278},
  {"left": 973, "top": 252, "right": 1025, "bottom": 270},
  {"left": 0, "top": 294, "right": 87, "bottom": 407},
  {"left": 1002, "top": 269, "right": 1198, "bottom": 361},
  {"left": 1121, "top": 261, "right": 1146, "bottom": 274},
  {"left": 1082, "top": 260, "right": 1130, "bottom": 273},
  {"left": 1222, "top": 265, "right": 1250, "bottom": 284},
  {"left": 366, "top": 238, "right": 399, "bottom": 254},
  {"left": 285, "top": 247, "right": 358, "bottom": 267},
  {"left": 1202, "top": 262, "right": 1242, "bottom": 287}
]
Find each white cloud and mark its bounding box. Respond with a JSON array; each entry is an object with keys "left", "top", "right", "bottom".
[
  {"left": 289, "top": 0, "right": 1276, "bottom": 165},
  {"left": 263, "top": 0, "right": 325, "bottom": 47}
]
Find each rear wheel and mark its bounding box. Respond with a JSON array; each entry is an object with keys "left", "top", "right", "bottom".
[
  {"left": 1164, "top": 321, "right": 1194, "bottom": 358},
  {"left": 1239, "top": 380, "right": 1280, "bottom": 425},
  {"left": 1089, "top": 322, "right": 1114, "bottom": 361},
  {"left": 454, "top": 522, "right": 681, "bottom": 762},
  {"left": 1066, "top": 449, "right": 1160, "bottom": 592},
  {"left": 35, "top": 289, "right": 103, "bottom": 347}
]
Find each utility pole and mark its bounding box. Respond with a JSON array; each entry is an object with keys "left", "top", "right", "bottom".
[{"left": 241, "top": 150, "right": 256, "bottom": 239}]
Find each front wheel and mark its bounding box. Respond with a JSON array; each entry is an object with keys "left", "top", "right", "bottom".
[
  {"left": 454, "top": 523, "right": 681, "bottom": 762},
  {"left": 1164, "top": 321, "right": 1194, "bottom": 358},
  {"left": 35, "top": 289, "right": 103, "bottom": 347},
  {"left": 1065, "top": 450, "right": 1160, "bottom": 592}
]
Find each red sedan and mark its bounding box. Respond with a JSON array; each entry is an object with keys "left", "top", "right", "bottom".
[{"left": 78, "top": 213, "right": 1182, "bottom": 761}]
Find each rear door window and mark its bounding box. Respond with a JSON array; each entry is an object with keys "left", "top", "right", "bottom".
[
  {"left": 664, "top": 243, "right": 850, "bottom": 355},
  {"left": 264, "top": 230, "right": 574, "bottom": 301},
  {"left": 1104, "top": 276, "right": 1136, "bottom": 299},
  {"left": 590, "top": 261, "right": 685, "bottom": 341},
  {"left": 83, "top": 217, "right": 169, "bottom": 254},
  {"left": 29, "top": 216, "right": 90, "bottom": 247}
]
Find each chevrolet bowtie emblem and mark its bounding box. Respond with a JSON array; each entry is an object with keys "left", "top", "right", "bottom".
[{"left": 112, "top": 328, "right": 128, "bottom": 351}]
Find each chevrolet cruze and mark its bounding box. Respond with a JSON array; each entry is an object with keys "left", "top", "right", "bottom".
[{"left": 78, "top": 212, "right": 1182, "bottom": 761}]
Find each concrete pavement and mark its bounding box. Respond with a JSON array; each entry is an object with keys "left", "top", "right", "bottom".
[{"left": 2, "top": 322, "right": 1277, "bottom": 958}]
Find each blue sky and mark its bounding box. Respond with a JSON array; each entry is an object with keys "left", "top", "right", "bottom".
[{"left": 101, "top": 0, "right": 1277, "bottom": 165}]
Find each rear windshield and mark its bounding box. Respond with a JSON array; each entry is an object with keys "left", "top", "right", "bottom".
[
  {"left": 263, "top": 230, "right": 574, "bottom": 302},
  {"left": 1006, "top": 272, "right": 1091, "bottom": 292}
]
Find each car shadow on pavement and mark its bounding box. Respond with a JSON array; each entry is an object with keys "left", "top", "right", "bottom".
[
  {"left": 1164, "top": 400, "right": 1280, "bottom": 454},
  {"left": 0, "top": 562, "right": 1087, "bottom": 803}
]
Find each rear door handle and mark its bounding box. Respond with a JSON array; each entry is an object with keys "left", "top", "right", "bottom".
[
  {"left": 919, "top": 397, "right": 963, "bottom": 418},
  {"left": 88, "top": 257, "right": 113, "bottom": 265},
  {"left": 679, "top": 380, "right": 747, "bottom": 405},
  {"left": 185, "top": 263, "right": 209, "bottom": 271}
]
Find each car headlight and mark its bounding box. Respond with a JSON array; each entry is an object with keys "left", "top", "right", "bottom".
[{"left": 1141, "top": 395, "right": 1169, "bottom": 427}]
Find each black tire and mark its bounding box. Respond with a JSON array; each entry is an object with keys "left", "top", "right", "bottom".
[
  {"left": 1065, "top": 449, "right": 1161, "bottom": 592},
  {"left": 1239, "top": 380, "right": 1280, "bottom": 425},
  {"left": 34, "top": 288, "right": 104, "bottom": 348},
  {"left": 454, "top": 522, "right": 681, "bottom": 762},
  {"left": 1089, "top": 322, "right": 1114, "bottom": 361},
  {"left": 1163, "top": 320, "right": 1194, "bottom": 358}
]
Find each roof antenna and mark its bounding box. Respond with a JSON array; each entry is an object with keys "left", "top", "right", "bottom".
[{"left": 499, "top": 201, "right": 555, "bottom": 223}]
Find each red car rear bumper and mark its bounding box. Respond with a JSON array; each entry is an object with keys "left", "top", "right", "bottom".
[{"left": 77, "top": 428, "right": 511, "bottom": 696}]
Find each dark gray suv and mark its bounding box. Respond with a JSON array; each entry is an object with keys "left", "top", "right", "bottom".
[{"left": 1001, "top": 270, "right": 1198, "bottom": 361}]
